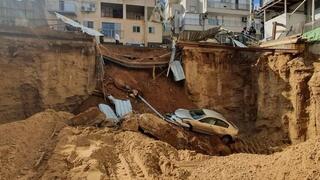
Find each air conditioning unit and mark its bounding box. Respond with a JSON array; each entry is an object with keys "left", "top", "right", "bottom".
[{"left": 81, "top": 3, "right": 96, "bottom": 12}]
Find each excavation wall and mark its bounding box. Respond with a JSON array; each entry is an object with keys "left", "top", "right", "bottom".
[
  {"left": 183, "top": 46, "right": 259, "bottom": 132},
  {"left": 256, "top": 54, "right": 319, "bottom": 143},
  {"left": 0, "top": 29, "right": 96, "bottom": 123},
  {"left": 183, "top": 46, "right": 320, "bottom": 143}
]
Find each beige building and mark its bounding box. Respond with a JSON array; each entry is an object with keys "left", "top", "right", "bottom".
[{"left": 45, "top": 0, "right": 163, "bottom": 46}]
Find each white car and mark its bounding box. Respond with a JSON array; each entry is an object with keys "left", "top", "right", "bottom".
[{"left": 166, "top": 109, "right": 239, "bottom": 143}]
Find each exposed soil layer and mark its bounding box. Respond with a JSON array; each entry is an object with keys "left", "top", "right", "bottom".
[
  {"left": 78, "top": 62, "right": 196, "bottom": 114},
  {"left": 183, "top": 46, "right": 320, "bottom": 144},
  {"left": 0, "top": 28, "right": 96, "bottom": 123},
  {"left": 1, "top": 111, "right": 319, "bottom": 180},
  {"left": 183, "top": 47, "right": 260, "bottom": 133}
]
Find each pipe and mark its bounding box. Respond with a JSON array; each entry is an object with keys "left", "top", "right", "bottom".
[
  {"left": 312, "top": 0, "right": 315, "bottom": 23},
  {"left": 290, "top": 0, "right": 306, "bottom": 15}
]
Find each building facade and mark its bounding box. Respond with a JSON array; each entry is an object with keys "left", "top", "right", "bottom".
[
  {"left": 168, "top": 0, "right": 250, "bottom": 33},
  {"left": 0, "top": 0, "right": 47, "bottom": 27},
  {"left": 259, "top": 0, "right": 320, "bottom": 40},
  {"left": 45, "top": 0, "right": 163, "bottom": 46}
]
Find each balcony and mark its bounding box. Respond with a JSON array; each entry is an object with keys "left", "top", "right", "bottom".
[
  {"left": 207, "top": 1, "right": 250, "bottom": 10},
  {"left": 47, "top": 0, "right": 77, "bottom": 16},
  {"left": 101, "top": 3, "right": 123, "bottom": 18}
]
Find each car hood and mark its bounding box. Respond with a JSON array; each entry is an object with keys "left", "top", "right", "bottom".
[{"left": 174, "top": 109, "right": 194, "bottom": 119}]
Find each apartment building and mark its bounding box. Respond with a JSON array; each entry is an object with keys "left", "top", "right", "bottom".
[
  {"left": 168, "top": 0, "right": 250, "bottom": 33},
  {"left": 45, "top": 0, "right": 163, "bottom": 46},
  {"left": 259, "top": 0, "right": 320, "bottom": 40},
  {"left": 0, "top": 0, "right": 47, "bottom": 27}
]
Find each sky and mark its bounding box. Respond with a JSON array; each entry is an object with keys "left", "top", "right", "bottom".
[{"left": 254, "top": 0, "right": 261, "bottom": 8}]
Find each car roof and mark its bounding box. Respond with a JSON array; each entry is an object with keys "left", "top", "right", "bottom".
[{"left": 202, "top": 109, "right": 226, "bottom": 121}]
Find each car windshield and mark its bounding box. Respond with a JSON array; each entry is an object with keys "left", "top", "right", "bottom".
[{"left": 189, "top": 109, "right": 205, "bottom": 119}]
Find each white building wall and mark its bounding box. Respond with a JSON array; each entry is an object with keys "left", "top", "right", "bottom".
[{"left": 265, "top": 13, "right": 306, "bottom": 40}]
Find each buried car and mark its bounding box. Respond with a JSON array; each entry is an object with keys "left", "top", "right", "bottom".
[{"left": 166, "top": 109, "right": 239, "bottom": 143}]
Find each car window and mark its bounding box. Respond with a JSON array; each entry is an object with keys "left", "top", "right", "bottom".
[
  {"left": 200, "top": 118, "right": 216, "bottom": 125},
  {"left": 190, "top": 109, "right": 205, "bottom": 119},
  {"left": 214, "top": 119, "right": 229, "bottom": 128}
]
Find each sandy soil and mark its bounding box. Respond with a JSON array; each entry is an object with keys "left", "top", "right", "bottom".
[
  {"left": 1, "top": 111, "right": 319, "bottom": 180},
  {"left": 0, "top": 110, "right": 73, "bottom": 180}
]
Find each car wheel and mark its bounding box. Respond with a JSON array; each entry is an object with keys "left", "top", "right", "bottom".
[
  {"left": 187, "top": 123, "right": 193, "bottom": 131},
  {"left": 222, "top": 135, "right": 232, "bottom": 144}
]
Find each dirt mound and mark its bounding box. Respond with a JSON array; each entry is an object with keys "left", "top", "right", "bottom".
[
  {"left": 40, "top": 121, "right": 320, "bottom": 180},
  {"left": 0, "top": 110, "right": 73, "bottom": 180},
  {"left": 41, "top": 127, "right": 195, "bottom": 179},
  {"left": 1, "top": 110, "right": 320, "bottom": 180},
  {"left": 188, "top": 136, "right": 320, "bottom": 180}
]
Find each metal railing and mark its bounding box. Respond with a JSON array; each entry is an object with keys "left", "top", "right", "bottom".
[
  {"left": 100, "top": 29, "right": 124, "bottom": 39},
  {"left": 208, "top": 19, "right": 244, "bottom": 27},
  {"left": 182, "top": 17, "right": 200, "bottom": 25},
  {"left": 207, "top": 1, "right": 250, "bottom": 10}
]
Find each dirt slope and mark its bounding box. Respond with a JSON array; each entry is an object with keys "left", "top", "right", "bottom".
[
  {"left": 77, "top": 63, "right": 196, "bottom": 114},
  {"left": 0, "top": 29, "right": 96, "bottom": 123}
]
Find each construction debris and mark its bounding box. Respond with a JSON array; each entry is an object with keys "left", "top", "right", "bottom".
[
  {"left": 108, "top": 95, "right": 132, "bottom": 118},
  {"left": 169, "top": 60, "right": 186, "bottom": 81},
  {"left": 55, "top": 13, "right": 103, "bottom": 37}
]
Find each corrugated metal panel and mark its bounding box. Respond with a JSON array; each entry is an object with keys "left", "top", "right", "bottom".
[
  {"left": 178, "top": 27, "right": 221, "bottom": 41},
  {"left": 170, "top": 61, "right": 185, "bottom": 81},
  {"left": 98, "top": 104, "right": 119, "bottom": 123},
  {"left": 108, "top": 96, "right": 132, "bottom": 118}
]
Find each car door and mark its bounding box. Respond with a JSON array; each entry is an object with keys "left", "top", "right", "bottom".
[
  {"left": 195, "top": 118, "right": 217, "bottom": 135},
  {"left": 211, "top": 119, "right": 229, "bottom": 135}
]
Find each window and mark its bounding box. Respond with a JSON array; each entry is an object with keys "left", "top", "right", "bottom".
[
  {"left": 149, "top": 27, "right": 155, "bottom": 33},
  {"left": 101, "top": 7, "right": 113, "bottom": 17},
  {"left": 189, "top": 0, "right": 197, "bottom": 12},
  {"left": 59, "top": 0, "right": 65, "bottom": 11},
  {"left": 190, "top": 6, "right": 197, "bottom": 12},
  {"left": 189, "top": 109, "right": 205, "bottom": 119},
  {"left": 133, "top": 26, "right": 140, "bottom": 33},
  {"left": 316, "top": 0, "right": 320, "bottom": 9},
  {"left": 83, "top": 21, "right": 94, "bottom": 28},
  {"left": 102, "top": 22, "right": 121, "bottom": 38},
  {"left": 101, "top": 3, "right": 123, "bottom": 18},
  {"left": 215, "top": 119, "right": 229, "bottom": 128},
  {"left": 200, "top": 118, "right": 216, "bottom": 125}
]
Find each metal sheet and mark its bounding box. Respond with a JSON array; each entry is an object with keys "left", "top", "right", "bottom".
[
  {"left": 98, "top": 104, "right": 119, "bottom": 123},
  {"left": 231, "top": 38, "right": 247, "bottom": 48},
  {"left": 55, "top": 12, "right": 104, "bottom": 37},
  {"left": 170, "top": 60, "right": 185, "bottom": 81},
  {"left": 108, "top": 96, "right": 132, "bottom": 118}
]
